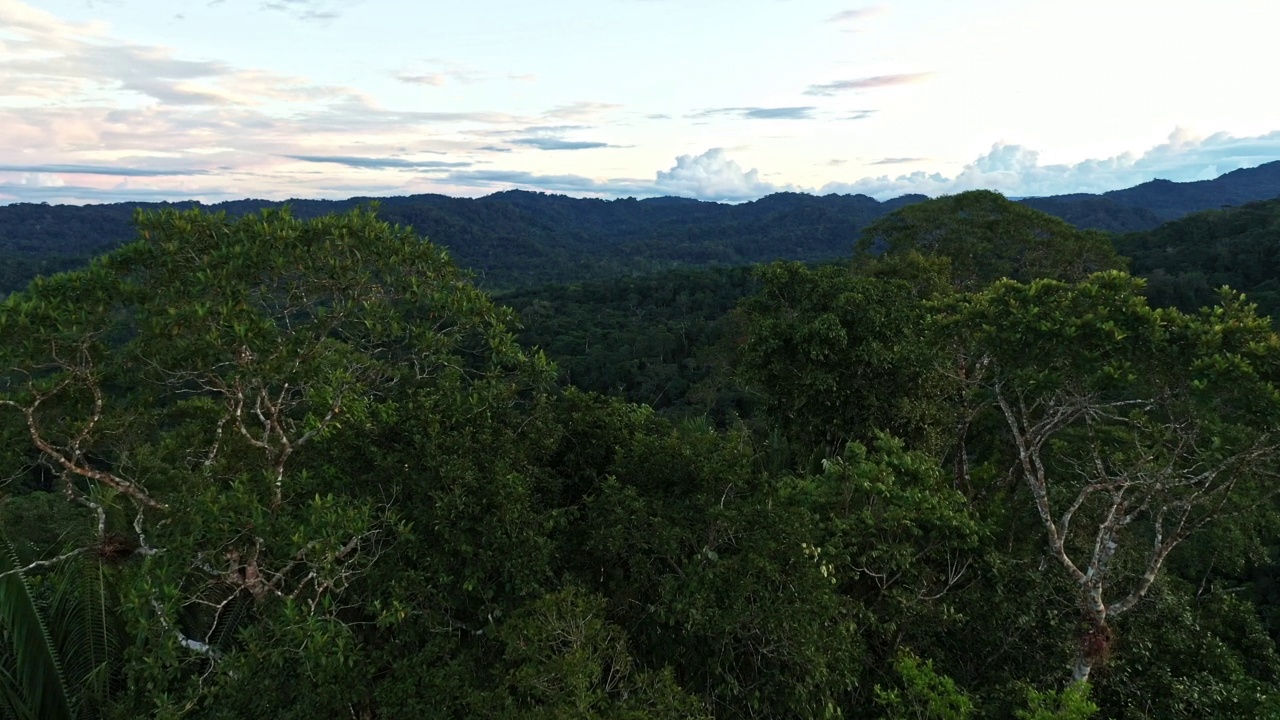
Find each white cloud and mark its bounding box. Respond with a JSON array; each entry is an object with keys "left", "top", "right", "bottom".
[
  {"left": 438, "top": 149, "right": 784, "bottom": 202},
  {"left": 18, "top": 172, "right": 64, "bottom": 187},
  {"left": 260, "top": 0, "right": 346, "bottom": 22},
  {"left": 653, "top": 149, "right": 789, "bottom": 201},
  {"left": 543, "top": 101, "right": 622, "bottom": 121},
  {"left": 821, "top": 129, "right": 1280, "bottom": 199},
  {"left": 460, "top": 131, "right": 1280, "bottom": 203},
  {"left": 827, "top": 7, "right": 885, "bottom": 23}
]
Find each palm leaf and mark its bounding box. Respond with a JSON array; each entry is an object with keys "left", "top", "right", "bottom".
[
  {"left": 0, "top": 539, "right": 75, "bottom": 720},
  {"left": 0, "top": 662, "right": 39, "bottom": 720},
  {"left": 45, "top": 559, "right": 121, "bottom": 719}
]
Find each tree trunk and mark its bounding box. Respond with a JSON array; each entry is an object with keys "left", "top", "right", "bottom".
[{"left": 1071, "top": 654, "right": 1093, "bottom": 684}]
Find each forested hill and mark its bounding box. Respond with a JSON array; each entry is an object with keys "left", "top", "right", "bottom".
[
  {"left": 0, "top": 190, "right": 927, "bottom": 293},
  {"left": 5, "top": 159, "right": 1280, "bottom": 294},
  {"left": 1021, "top": 159, "right": 1280, "bottom": 231},
  {"left": 1117, "top": 196, "right": 1280, "bottom": 320}
]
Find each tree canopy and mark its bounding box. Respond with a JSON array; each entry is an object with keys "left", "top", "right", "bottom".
[{"left": 4, "top": 199, "right": 1280, "bottom": 719}]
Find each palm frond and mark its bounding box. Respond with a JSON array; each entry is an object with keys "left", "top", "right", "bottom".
[
  {"left": 0, "top": 662, "right": 40, "bottom": 720},
  {"left": 0, "top": 539, "right": 75, "bottom": 720},
  {"left": 45, "top": 559, "right": 122, "bottom": 719}
]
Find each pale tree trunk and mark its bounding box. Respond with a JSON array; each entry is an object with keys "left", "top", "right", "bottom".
[
  {"left": 988, "top": 383, "right": 1265, "bottom": 686},
  {"left": 1071, "top": 656, "right": 1093, "bottom": 684}
]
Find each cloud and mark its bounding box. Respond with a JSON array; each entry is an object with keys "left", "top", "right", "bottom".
[
  {"left": 444, "top": 169, "right": 621, "bottom": 195},
  {"left": 260, "top": 0, "right": 342, "bottom": 21},
  {"left": 544, "top": 101, "right": 622, "bottom": 121},
  {"left": 805, "top": 73, "right": 932, "bottom": 96},
  {"left": 18, "top": 173, "right": 64, "bottom": 187},
  {"left": 393, "top": 59, "right": 483, "bottom": 87},
  {"left": 480, "top": 124, "right": 592, "bottom": 137},
  {"left": 13, "top": 127, "right": 1280, "bottom": 208},
  {"left": 439, "top": 149, "right": 785, "bottom": 202},
  {"left": 693, "top": 106, "right": 817, "bottom": 120},
  {"left": 652, "top": 149, "right": 790, "bottom": 201},
  {"left": 0, "top": 181, "right": 237, "bottom": 204},
  {"left": 0, "top": 4, "right": 368, "bottom": 108},
  {"left": 395, "top": 73, "right": 446, "bottom": 87},
  {"left": 509, "top": 138, "right": 615, "bottom": 151},
  {"left": 827, "top": 7, "right": 885, "bottom": 23},
  {"left": 870, "top": 157, "right": 925, "bottom": 165},
  {"left": 843, "top": 110, "right": 877, "bottom": 121},
  {"left": 820, "top": 128, "right": 1280, "bottom": 199},
  {"left": 475, "top": 124, "right": 619, "bottom": 151},
  {"left": 0, "top": 163, "right": 210, "bottom": 176},
  {"left": 0, "top": 176, "right": 415, "bottom": 205},
  {"left": 445, "top": 131, "right": 1280, "bottom": 205},
  {"left": 282, "top": 155, "right": 472, "bottom": 169}
]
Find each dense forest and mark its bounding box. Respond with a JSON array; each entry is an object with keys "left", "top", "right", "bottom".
[
  {"left": 3, "top": 186, "right": 1280, "bottom": 719},
  {"left": 5, "top": 160, "right": 1280, "bottom": 297}
]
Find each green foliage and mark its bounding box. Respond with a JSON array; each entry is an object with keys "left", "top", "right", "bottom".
[
  {"left": 947, "top": 271, "right": 1280, "bottom": 686},
  {"left": 1094, "top": 580, "right": 1280, "bottom": 719},
  {"left": 502, "top": 266, "right": 759, "bottom": 420},
  {"left": 737, "top": 262, "right": 956, "bottom": 461},
  {"left": 786, "top": 434, "right": 982, "bottom": 634},
  {"left": 5, "top": 195, "right": 1280, "bottom": 718},
  {"left": 568, "top": 406, "right": 868, "bottom": 717},
  {"left": 856, "top": 190, "right": 1125, "bottom": 289},
  {"left": 874, "top": 652, "right": 974, "bottom": 720},
  {"left": 0, "top": 542, "right": 122, "bottom": 720},
  {"left": 1117, "top": 198, "right": 1280, "bottom": 323},
  {"left": 0, "top": 206, "right": 557, "bottom": 715},
  {"left": 0, "top": 540, "right": 74, "bottom": 720},
  {"left": 1014, "top": 683, "right": 1098, "bottom": 720},
  {"left": 483, "top": 587, "right": 710, "bottom": 718}
]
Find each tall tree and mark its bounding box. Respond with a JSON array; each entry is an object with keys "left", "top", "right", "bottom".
[
  {"left": 0, "top": 206, "right": 553, "bottom": 712},
  {"left": 949, "top": 271, "right": 1280, "bottom": 683},
  {"left": 856, "top": 190, "right": 1124, "bottom": 290}
]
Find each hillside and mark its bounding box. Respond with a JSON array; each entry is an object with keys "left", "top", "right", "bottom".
[
  {"left": 0, "top": 191, "right": 926, "bottom": 294},
  {"left": 1116, "top": 197, "right": 1280, "bottom": 319},
  {"left": 1021, "top": 160, "right": 1280, "bottom": 231}
]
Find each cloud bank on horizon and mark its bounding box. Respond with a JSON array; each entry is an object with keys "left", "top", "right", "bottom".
[
  {"left": 6, "top": 129, "right": 1279, "bottom": 206},
  {"left": 818, "top": 129, "right": 1280, "bottom": 200},
  {"left": 434, "top": 129, "right": 1280, "bottom": 203},
  {"left": 3, "top": 0, "right": 1280, "bottom": 206}
]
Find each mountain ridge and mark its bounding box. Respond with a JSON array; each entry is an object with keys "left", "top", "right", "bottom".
[{"left": 3, "top": 161, "right": 1280, "bottom": 293}]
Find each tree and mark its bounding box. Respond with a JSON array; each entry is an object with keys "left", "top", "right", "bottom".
[
  {"left": 950, "top": 271, "right": 1280, "bottom": 683},
  {"left": 856, "top": 191, "right": 1124, "bottom": 290},
  {"left": 0, "top": 206, "right": 552, "bottom": 712},
  {"left": 736, "top": 262, "right": 957, "bottom": 463}
]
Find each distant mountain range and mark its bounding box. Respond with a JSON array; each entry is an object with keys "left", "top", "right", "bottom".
[
  {"left": 3, "top": 160, "right": 1280, "bottom": 293},
  {"left": 1020, "top": 160, "right": 1280, "bottom": 231}
]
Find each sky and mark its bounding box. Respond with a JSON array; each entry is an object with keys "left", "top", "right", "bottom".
[{"left": 3, "top": 0, "right": 1280, "bottom": 205}]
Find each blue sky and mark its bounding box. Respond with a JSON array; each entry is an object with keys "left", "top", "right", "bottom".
[{"left": 3, "top": 0, "right": 1279, "bottom": 205}]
